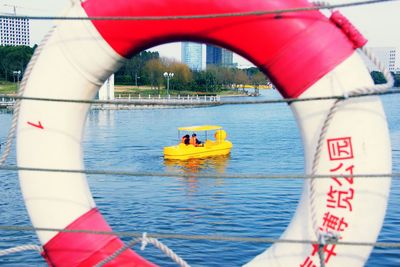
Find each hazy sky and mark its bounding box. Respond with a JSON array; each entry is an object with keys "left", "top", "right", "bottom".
[{"left": 1, "top": 0, "right": 400, "bottom": 67}]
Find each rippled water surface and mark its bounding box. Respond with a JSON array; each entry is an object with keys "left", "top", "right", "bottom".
[{"left": 0, "top": 89, "right": 399, "bottom": 266}]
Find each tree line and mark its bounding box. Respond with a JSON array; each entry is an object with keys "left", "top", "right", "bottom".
[
  {"left": 1, "top": 46, "right": 399, "bottom": 89},
  {"left": 115, "top": 51, "right": 270, "bottom": 93}
]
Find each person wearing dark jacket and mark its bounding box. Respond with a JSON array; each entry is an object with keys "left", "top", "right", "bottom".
[{"left": 181, "top": 134, "right": 190, "bottom": 145}]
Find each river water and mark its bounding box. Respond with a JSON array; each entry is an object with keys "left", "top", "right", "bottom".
[{"left": 0, "top": 89, "right": 399, "bottom": 266}]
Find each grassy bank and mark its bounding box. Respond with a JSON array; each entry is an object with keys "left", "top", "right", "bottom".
[
  {"left": 0, "top": 81, "right": 249, "bottom": 97},
  {"left": 0, "top": 81, "right": 17, "bottom": 95},
  {"left": 114, "top": 85, "right": 247, "bottom": 97}
]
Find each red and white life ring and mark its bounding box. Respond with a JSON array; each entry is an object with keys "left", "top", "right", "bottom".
[{"left": 16, "top": 0, "right": 391, "bottom": 266}]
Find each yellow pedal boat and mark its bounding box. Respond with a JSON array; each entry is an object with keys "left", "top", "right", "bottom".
[{"left": 163, "top": 125, "right": 233, "bottom": 160}]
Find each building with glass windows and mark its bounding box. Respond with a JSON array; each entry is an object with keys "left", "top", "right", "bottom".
[
  {"left": 206, "top": 45, "right": 222, "bottom": 66},
  {"left": 362, "top": 47, "right": 400, "bottom": 73},
  {"left": 0, "top": 13, "right": 30, "bottom": 46},
  {"left": 206, "top": 44, "right": 234, "bottom": 68},
  {"left": 181, "top": 42, "right": 203, "bottom": 71},
  {"left": 221, "top": 47, "right": 233, "bottom": 67}
]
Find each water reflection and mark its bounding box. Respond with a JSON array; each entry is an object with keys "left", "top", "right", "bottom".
[
  {"left": 164, "top": 154, "right": 231, "bottom": 175},
  {"left": 164, "top": 155, "right": 231, "bottom": 195},
  {"left": 88, "top": 109, "right": 115, "bottom": 127}
]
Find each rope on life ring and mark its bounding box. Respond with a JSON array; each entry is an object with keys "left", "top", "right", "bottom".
[{"left": 16, "top": 0, "right": 392, "bottom": 266}]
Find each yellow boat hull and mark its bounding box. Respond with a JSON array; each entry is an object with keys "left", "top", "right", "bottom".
[{"left": 164, "top": 140, "right": 233, "bottom": 160}]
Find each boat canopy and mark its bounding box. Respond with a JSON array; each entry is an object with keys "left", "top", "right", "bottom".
[{"left": 178, "top": 125, "right": 222, "bottom": 131}]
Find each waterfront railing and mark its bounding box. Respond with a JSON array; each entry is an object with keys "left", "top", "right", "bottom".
[
  {"left": 115, "top": 94, "right": 220, "bottom": 103},
  {"left": 0, "top": 95, "right": 221, "bottom": 110},
  {"left": 0, "top": 98, "right": 15, "bottom": 109}
]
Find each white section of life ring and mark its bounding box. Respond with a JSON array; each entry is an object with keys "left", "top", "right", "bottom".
[
  {"left": 15, "top": 2, "right": 391, "bottom": 266},
  {"left": 17, "top": 4, "right": 125, "bottom": 244},
  {"left": 246, "top": 52, "right": 391, "bottom": 266}
]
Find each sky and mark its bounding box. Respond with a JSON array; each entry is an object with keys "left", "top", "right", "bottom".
[{"left": 1, "top": 0, "right": 400, "bottom": 67}]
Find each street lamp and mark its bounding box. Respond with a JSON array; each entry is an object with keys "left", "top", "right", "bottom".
[
  {"left": 13, "top": 70, "right": 21, "bottom": 88},
  {"left": 135, "top": 73, "right": 140, "bottom": 87},
  {"left": 163, "top": 72, "right": 174, "bottom": 95}
]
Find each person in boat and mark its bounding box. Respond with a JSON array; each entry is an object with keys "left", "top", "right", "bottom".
[
  {"left": 190, "top": 133, "right": 202, "bottom": 146},
  {"left": 181, "top": 134, "right": 190, "bottom": 145}
]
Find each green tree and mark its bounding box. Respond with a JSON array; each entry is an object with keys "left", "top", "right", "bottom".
[
  {"left": 115, "top": 51, "right": 160, "bottom": 85},
  {"left": 250, "top": 72, "right": 268, "bottom": 87},
  {"left": 370, "top": 71, "right": 387, "bottom": 84},
  {"left": 215, "top": 67, "right": 233, "bottom": 91},
  {"left": 166, "top": 60, "right": 192, "bottom": 91},
  {"left": 245, "top": 67, "right": 260, "bottom": 77},
  {"left": 144, "top": 58, "right": 165, "bottom": 92},
  {"left": 0, "top": 45, "right": 34, "bottom": 81},
  {"left": 394, "top": 72, "right": 400, "bottom": 87},
  {"left": 233, "top": 69, "right": 249, "bottom": 91},
  {"left": 191, "top": 70, "right": 217, "bottom": 93}
]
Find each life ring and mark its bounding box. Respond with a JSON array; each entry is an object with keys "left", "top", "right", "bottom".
[{"left": 16, "top": 0, "right": 391, "bottom": 266}]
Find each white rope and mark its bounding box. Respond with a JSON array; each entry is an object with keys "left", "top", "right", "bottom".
[
  {"left": 1, "top": 226, "right": 400, "bottom": 267},
  {"left": 0, "top": 164, "right": 398, "bottom": 179},
  {"left": 0, "top": 0, "right": 397, "bottom": 21},
  {"left": 94, "top": 238, "right": 141, "bottom": 267},
  {"left": 95, "top": 232, "right": 190, "bottom": 267},
  {"left": 0, "top": 244, "right": 43, "bottom": 256},
  {"left": 1, "top": 89, "right": 399, "bottom": 107},
  {"left": 0, "top": 165, "right": 399, "bottom": 179},
  {"left": 0, "top": 80, "right": 25, "bottom": 165},
  {"left": 144, "top": 236, "right": 191, "bottom": 267},
  {"left": 2, "top": 225, "right": 400, "bottom": 247},
  {"left": 0, "top": 27, "right": 56, "bottom": 166}
]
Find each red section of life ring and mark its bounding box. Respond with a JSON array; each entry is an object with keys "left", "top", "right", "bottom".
[
  {"left": 42, "top": 208, "right": 156, "bottom": 267},
  {"left": 82, "top": 0, "right": 360, "bottom": 99}
]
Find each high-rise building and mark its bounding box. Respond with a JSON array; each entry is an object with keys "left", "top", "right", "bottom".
[
  {"left": 206, "top": 45, "right": 222, "bottom": 66},
  {"left": 181, "top": 42, "right": 203, "bottom": 71},
  {"left": 206, "top": 44, "right": 234, "bottom": 68},
  {"left": 0, "top": 13, "right": 30, "bottom": 46},
  {"left": 221, "top": 48, "right": 233, "bottom": 67},
  {"left": 361, "top": 47, "right": 400, "bottom": 73}
]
